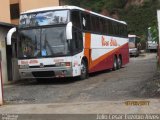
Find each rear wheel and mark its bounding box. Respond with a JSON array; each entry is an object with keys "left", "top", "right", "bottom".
[
  {"left": 117, "top": 56, "right": 122, "bottom": 69},
  {"left": 80, "top": 59, "right": 88, "bottom": 80},
  {"left": 112, "top": 56, "right": 118, "bottom": 71}
]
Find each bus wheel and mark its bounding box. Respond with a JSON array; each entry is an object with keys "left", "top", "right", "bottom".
[
  {"left": 36, "top": 78, "right": 44, "bottom": 83},
  {"left": 80, "top": 60, "right": 88, "bottom": 80},
  {"left": 117, "top": 56, "right": 122, "bottom": 69},
  {"left": 112, "top": 56, "right": 118, "bottom": 71}
]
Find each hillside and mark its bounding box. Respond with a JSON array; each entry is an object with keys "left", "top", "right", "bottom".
[{"left": 63, "top": 0, "right": 160, "bottom": 42}]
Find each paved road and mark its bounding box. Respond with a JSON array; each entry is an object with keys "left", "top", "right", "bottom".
[{"left": 3, "top": 53, "right": 157, "bottom": 104}]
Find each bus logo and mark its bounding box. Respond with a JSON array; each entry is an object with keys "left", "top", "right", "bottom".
[{"left": 40, "top": 63, "right": 44, "bottom": 68}]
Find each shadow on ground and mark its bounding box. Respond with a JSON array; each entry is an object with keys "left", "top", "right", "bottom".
[{"left": 12, "top": 68, "right": 122, "bottom": 86}]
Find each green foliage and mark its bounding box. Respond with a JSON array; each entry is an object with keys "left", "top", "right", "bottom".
[
  {"left": 64, "top": 0, "right": 127, "bottom": 12},
  {"left": 120, "top": 0, "right": 159, "bottom": 36},
  {"left": 149, "top": 26, "right": 158, "bottom": 42},
  {"left": 63, "top": 0, "right": 160, "bottom": 41}
]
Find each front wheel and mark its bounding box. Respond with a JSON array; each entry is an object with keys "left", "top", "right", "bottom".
[
  {"left": 36, "top": 78, "right": 44, "bottom": 83},
  {"left": 80, "top": 60, "right": 88, "bottom": 80}
]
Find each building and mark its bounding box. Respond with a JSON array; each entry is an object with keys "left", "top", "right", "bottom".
[
  {"left": 0, "top": 22, "right": 16, "bottom": 84},
  {"left": 0, "top": 0, "right": 64, "bottom": 25}
]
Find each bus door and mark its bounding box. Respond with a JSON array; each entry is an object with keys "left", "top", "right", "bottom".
[{"left": 6, "top": 38, "right": 19, "bottom": 81}]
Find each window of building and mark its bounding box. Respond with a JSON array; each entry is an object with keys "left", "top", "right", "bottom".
[{"left": 10, "top": 3, "right": 20, "bottom": 19}]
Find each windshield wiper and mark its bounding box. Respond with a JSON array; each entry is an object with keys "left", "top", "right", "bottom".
[{"left": 44, "top": 34, "right": 54, "bottom": 55}]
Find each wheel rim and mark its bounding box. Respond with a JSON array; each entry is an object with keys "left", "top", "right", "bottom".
[
  {"left": 114, "top": 58, "right": 117, "bottom": 69},
  {"left": 118, "top": 57, "right": 121, "bottom": 68},
  {"left": 81, "top": 61, "right": 87, "bottom": 75}
]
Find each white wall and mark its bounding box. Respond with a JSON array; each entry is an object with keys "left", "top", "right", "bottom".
[
  {"left": 0, "top": 27, "right": 9, "bottom": 84},
  {"left": 157, "top": 10, "right": 160, "bottom": 45}
]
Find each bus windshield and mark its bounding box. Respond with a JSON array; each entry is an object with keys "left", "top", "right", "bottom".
[
  {"left": 18, "top": 27, "right": 70, "bottom": 58},
  {"left": 129, "top": 37, "right": 136, "bottom": 48},
  {"left": 19, "top": 10, "right": 69, "bottom": 28},
  {"left": 129, "top": 37, "right": 135, "bottom": 43}
]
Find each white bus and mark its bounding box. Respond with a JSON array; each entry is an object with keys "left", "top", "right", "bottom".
[
  {"left": 128, "top": 34, "right": 141, "bottom": 57},
  {"left": 7, "top": 6, "right": 129, "bottom": 81},
  {"left": 147, "top": 27, "right": 158, "bottom": 52}
]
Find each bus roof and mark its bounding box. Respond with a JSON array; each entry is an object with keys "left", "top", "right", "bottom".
[
  {"left": 21, "top": 5, "right": 127, "bottom": 25},
  {"left": 128, "top": 34, "right": 140, "bottom": 38}
]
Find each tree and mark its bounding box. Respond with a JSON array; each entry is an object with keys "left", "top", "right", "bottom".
[
  {"left": 62, "top": 0, "right": 160, "bottom": 42},
  {"left": 149, "top": 26, "right": 158, "bottom": 42}
]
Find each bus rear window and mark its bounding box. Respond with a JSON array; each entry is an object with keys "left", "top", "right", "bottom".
[{"left": 19, "top": 10, "right": 69, "bottom": 28}]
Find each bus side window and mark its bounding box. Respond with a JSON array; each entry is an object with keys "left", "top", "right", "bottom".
[
  {"left": 81, "top": 12, "right": 91, "bottom": 31},
  {"left": 91, "top": 15, "right": 100, "bottom": 33},
  {"left": 104, "top": 19, "right": 109, "bottom": 35},
  {"left": 119, "top": 24, "right": 123, "bottom": 37},
  {"left": 71, "top": 10, "right": 81, "bottom": 29},
  {"left": 108, "top": 20, "right": 113, "bottom": 35},
  {"left": 112, "top": 21, "right": 118, "bottom": 36},
  {"left": 112, "top": 21, "right": 116, "bottom": 36},
  {"left": 122, "top": 25, "right": 127, "bottom": 37},
  {"left": 99, "top": 18, "right": 104, "bottom": 34},
  {"left": 72, "top": 27, "right": 83, "bottom": 54},
  {"left": 95, "top": 17, "right": 100, "bottom": 32}
]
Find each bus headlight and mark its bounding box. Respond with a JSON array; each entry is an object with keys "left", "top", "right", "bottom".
[{"left": 55, "top": 62, "right": 71, "bottom": 67}]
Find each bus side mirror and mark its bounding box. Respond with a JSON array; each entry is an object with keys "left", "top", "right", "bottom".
[
  {"left": 7, "top": 27, "right": 16, "bottom": 45},
  {"left": 66, "top": 22, "right": 72, "bottom": 40}
]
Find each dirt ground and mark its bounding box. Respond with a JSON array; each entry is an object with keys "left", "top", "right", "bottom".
[
  {"left": 140, "top": 71, "right": 160, "bottom": 98},
  {"left": 0, "top": 53, "right": 160, "bottom": 117},
  {"left": 3, "top": 53, "right": 159, "bottom": 105}
]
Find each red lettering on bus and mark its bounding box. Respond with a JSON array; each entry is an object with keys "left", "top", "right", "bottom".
[
  {"left": 102, "top": 36, "right": 109, "bottom": 46},
  {"left": 110, "top": 38, "right": 118, "bottom": 46},
  {"left": 29, "top": 60, "right": 38, "bottom": 64},
  {"left": 21, "top": 60, "right": 28, "bottom": 65}
]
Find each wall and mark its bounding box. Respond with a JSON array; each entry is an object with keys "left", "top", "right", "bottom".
[
  {"left": 0, "top": 0, "right": 11, "bottom": 23},
  {"left": 20, "top": 0, "right": 59, "bottom": 13},
  {"left": 10, "top": 0, "right": 19, "bottom": 4},
  {"left": 0, "top": 27, "right": 9, "bottom": 84}
]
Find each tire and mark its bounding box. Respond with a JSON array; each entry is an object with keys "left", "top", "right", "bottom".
[
  {"left": 80, "top": 59, "right": 88, "bottom": 80},
  {"left": 136, "top": 52, "right": 139, "bottom": 57},
  {"left": 117, "top": 56, "right": 122, "bottom": 69},
  {"left": 112, "top": 56, "right": 118, "bottom": 71},
  {"left": 36, "top": 78, "right": 44, "bottom": 83}
]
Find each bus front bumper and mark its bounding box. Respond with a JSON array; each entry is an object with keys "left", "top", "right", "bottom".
[{"left": 19, "top": 67, "right": 73, "bottom": 79}]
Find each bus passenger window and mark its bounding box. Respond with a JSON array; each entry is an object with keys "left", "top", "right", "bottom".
[
  {"left": 91, "top": 15, "right": 100, "bottom": 33},
  {"left": 108, "top": 20, "right": 113, "bottom": 35},
  {"left": 99, "top": 18, "right": 104, "bottom": 34},
  {"left": 104, "top": 20, "right": 109, "bottom": 35},
  {"left": 72, "top": 27, "right": 83, "bottom": 54},
  {"left": 81, "top": 12, "right": 91, "bottom": 31}
]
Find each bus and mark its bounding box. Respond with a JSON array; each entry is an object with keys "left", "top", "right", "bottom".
[
  {"left": 7, "top": 6, "right": 129, "bottom": 81},
  {"left": 147, "top": 27, "right": 158, "bottom": 52},
  {"left": 128, "top": 35, "right": 141, "bottom": 57}
]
